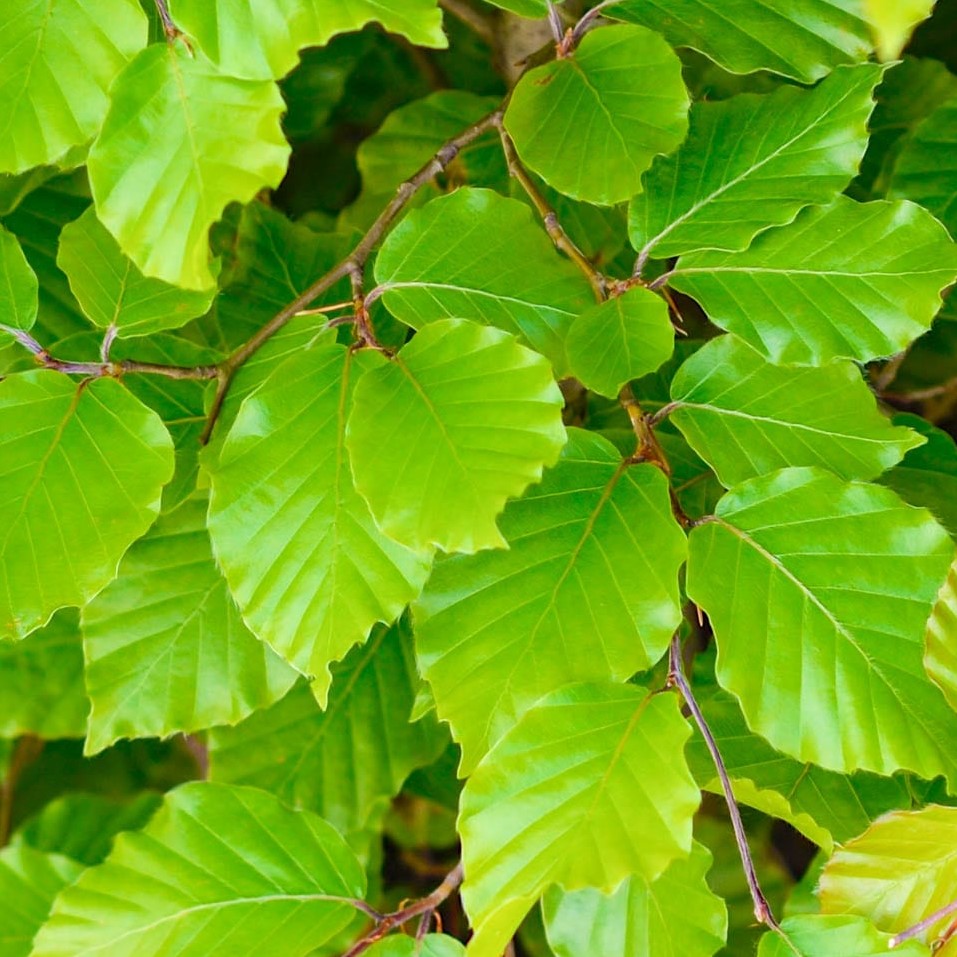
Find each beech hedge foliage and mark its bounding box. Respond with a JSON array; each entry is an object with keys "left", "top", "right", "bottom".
[{"left": 2, "top": 1, "right": 957, "bottom": 955}]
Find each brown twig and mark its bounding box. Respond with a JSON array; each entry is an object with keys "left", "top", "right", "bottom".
[
  {"left": 890, "top": 897, "right": 957, "bottom": 948},
  {"left": 341, "top": 862, "right": 464, "bottom": 957},
  {"left": 153, "top": 0, "right": 180, "bottom": 41},
  {"left": 496, "top": 122, "right": 606, "bottom": 301}
]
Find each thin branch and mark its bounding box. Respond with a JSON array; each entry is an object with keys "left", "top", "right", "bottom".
[
  {"left": 890, "top": 897, "right": 957, "bottom": 948},
  {"left": 496, "top": 122, "right": 606, "bottom": 301},
  {"left": 341, "top": 862, "right": 464, "bottom": 957},
  {"left": 667, "top": 635, "right": 780, "bottom": 931},
  {"left": 546, "top": 1, "right": 565, "bottom": 45},
  {"left": 438, "top": 0, "right": 495, "bottom": 43},
  {"left": 201, "top": 108, "right": 504, "bottom": 444},
  {"left": 881, "top": 373, "right": 957, "bottom": 404},
  {"left": 568, "top": 0, "right": 620, "bottom": 50},
  {"left": 152, "top": 0, "right": 180, "bottom": 41}
]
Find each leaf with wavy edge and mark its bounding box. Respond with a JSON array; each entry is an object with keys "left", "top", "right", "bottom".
[
  {"left": 504, "top": 25, "right": 689, "bottom": 206},
  {"left": 889, "top": 97, "right": 957, "bottom": 239},
  {"left": 0, "top": 226, "right": 38, "bottom": 331},
  {"left": 605, "top": 0, "right": 872, "bottom": 83},
  {"left": 669, "top": 197, "right": 957, "bottom": 365},
  {"left": 30, "top": 782, "right": 366, "bottom": 957},
  {"left": 0, "top": 371, "right": 173, "bottom": 641},
  {"left": 57, "top": 208, "right": 215, "bottom": 338},
  {"left": 415, "top": 429, "right": 686, "bottom": 773},
  {"left": 687, "top": 467, "right": 957, "bottom": 780},
  {"left": 82, "top": 496, "right": 297, "bottom": 753},
  {"left": 170, "top": 0, "right": 445, "bottom": 80},
  {"left": 347, "top": 318, "right": 566, "bottom": 555},
  {"left": 630, "top": 65, "right": 882, "bottom": 261},
  {"left": 209, "top": 622, "right": 446, "bottom": 838},
  {"left": 669, "top": 335, "right": 923, "bottom": 486},
  {"left": 88, "top": 42, "right": 290, "bottom": 290},
  {"left": 565, "top": 287, "right": 675, "bottom": 399},
  {"left": 864, "top": 0, "right": 936, "bottom": 59},
  {"left": 374, "top": 189, "right": 594, "bottom": 372},
  {"left": 819, "top": 806, "right": 957, "bottom": 952},
  {"left": 460, "top": 683, "right": 698, "bottom": 957},
  {"left": 0, "top": 610, "right": 88, "bottom": 739},
  {"left": 365, "top": 934, "right": 466, "bottom": 957},
  {"left": 926, "top": 556, "right": 957, "bottom": 713},
  {"left": 757, "top": 915, "right": 928, "bottom": 957},
  {"left": 0, "top": 0, "right": 147, "bottom": 173},
  {"left": 0, "top": 845, "right": 82, "bottom": 957},
  {"left": 209, "top": 344, "right": 430, "bottom": 702},
  {"left": 542, "top": 841, "right": 727, "bottom": 957}
]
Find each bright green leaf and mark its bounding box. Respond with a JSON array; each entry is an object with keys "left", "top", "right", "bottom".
[
  {"left": 170, "top": 0, "right": 446, "bottom": 80},
  {"left": 565, "top": 287, "right": 674, "bottom": 398},
  {"left": 88, "top": 42, "right": 290, "bottom": 290},
  {"left": 605, "top": 0, "right": 873, "bottom": 83},
  {"left": 687, "top": 467, "right": 957, "bottom": 780},
  {"left": 57, "top": 208, "right": 215, "bottom": 338},
  {"left": 477, "top": 0, "right": 546, "bottom": 14},
  {"left": 365, "top": 934, "right": 466, "bottom": 957},
  {"left": 0, "top": 226, "right": 38, "bottom": 332},
  {"left": 415, "top": 428, "right": 686, "bottom": 772},
  {"left": 347, "top": 318, "right": 566, "bottom": 554},
  {"left": 0, "top": 0, "right": 147, "bottom": 173},
  {"left": 209, "top": 622, "right": 446, "bottom": 838},
  {"left": 757, "top": 915, "right": 928, "bottom": 957},
  {"left": 889, "top": 96, "right": 957, "bottom": 238},
  {"left": 0, "top": 371, "right": 173, "bottom": 641},
  {"left": 31, "top": 782, "right": 366, "bottom": 957},
  {"left": 542, "top": 841, "right": 727, "bottom": 957},
  {"left": 926, "top": 555, "right": 957, "bottom": 712},
  {"left": 82, "top": 495, "right": 298, "bottom": 753},
  {"left": 0, "top": 846, "right": 82, "bottom": 957},
  {"left": 819, "top": 805, "right": 957, "bottom": 951},
  {"left": 864, "top": 0, "right": 937, "bottom": 60},
  {"left": 630, "top": 64, "right": 883, "bottom": 261},
  {"left": 460, "top": 684, "right": 698, "bottom": 957},
  {"left": 880, "top": 413, "right": 957, "bottom": 538},
  {"left": 504, "top": 25, "right": 689, "bottom": 206},
  {"left": 208, "top": 344, "right": 431, "bottom": 700},
  {"left": 668, "top": 335, "right": 923, "bottom": 486},
  {"left": 0, "top": 610, "right": 88, "bottom": 739},
  {"left": 669, "top": 196, "right": 957, "bottom": 364},
  {"left": 373, "top": 188, "right": 595, "bottom": 372}
]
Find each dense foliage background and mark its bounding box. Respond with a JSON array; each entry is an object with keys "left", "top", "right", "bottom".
[{"left": 3, "top": 1, "right": 957, "bottom": 955}]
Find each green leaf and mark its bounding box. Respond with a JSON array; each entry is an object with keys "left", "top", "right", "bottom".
[
  {"left": 542, "top": 841, "right": 727, "bottom": 957},
  {"left": 459, "top": 683, "right": 698, "bottom": 957},
  {"left": 0, "top": 846, "right": 82, "bottom": 957},
  {"left": 503, "top": 25, "right": 689, "bottom": 206},
  {"left": 365, "top": 934, "right": 466, "bottom": 957},
  {"left": 0, "top": 0, "right": 147, "bottom": 173},
  {"left": 879, "top": 413, "right": 957, "bottom": 538},
  {"left": 31, "top": 782, "right": 366, "bottom": 957},
  {"left": 668, "top": 335, "right": 923, "bottom": 486},
  {"left": 170, "top": 0, "right": 446, "bottom": 80},
  {"left": 477, "top": 0, "right": 546, "bottom": 14},
  {"left": 889, "top": 96, "right": 957, "bottom": 238},
  {"left": 12, "top": 792, "right": 162, "bottom": 866},
  {"left": 414, "top": 429, "right": 686, "bottom": 772},
  {"left": 88, "top": 42, "right": 290, "bottom": 291},
  {"left": 819, "top": 805, "right": 957, "bottom": 948},
  {"left": 686, "top": 680, "right": 912, "bottom": 851},
  {"left": 864, "top": 0, "right": 937, "bottom": 59},
  {"left": 209, "top": 622, "right": 446, "bottom": 838},
  {"left": 0, "top": 226, "right": 38, "bottom": 332},
  {"left": 926, "top": 556, "right": 957, "bottom": 712},
  {"left": 669, "top": 196, "right": 957, "bottom": 365},
  {"left": 629, "top": 64, "right": 883, "bottom": 262},
  {"left": 373, "top": 188, "right": 595, "bottom": 372},
  {"left": 757, "top": 915, "right": 928, "bottom": 957},
  {"left": 346, "top": 318, "right": 566, "bottom": 554},
  {"left": 605, "top": 0, "right": 873, "bottom": 83},
  {"left": 687, "top": 467, "right": 957, "bottom": 780},
  {"left": 565, "top": 287, "right": 675, "bottom": 398},
  {"left": 0, "top": 610, "right": 88, "bottom": 739},
  {"left": 82, "top": 495, "right": 298, "bottom": 753},
  {"left": 208, "top": 344, "right": 430, "bottom": 700},
  {"left": 56, "top": 208, "right": 215, "bottom": 338},
  {"left": 0, "top": 371, "right": 173, "bottom": 641}
]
